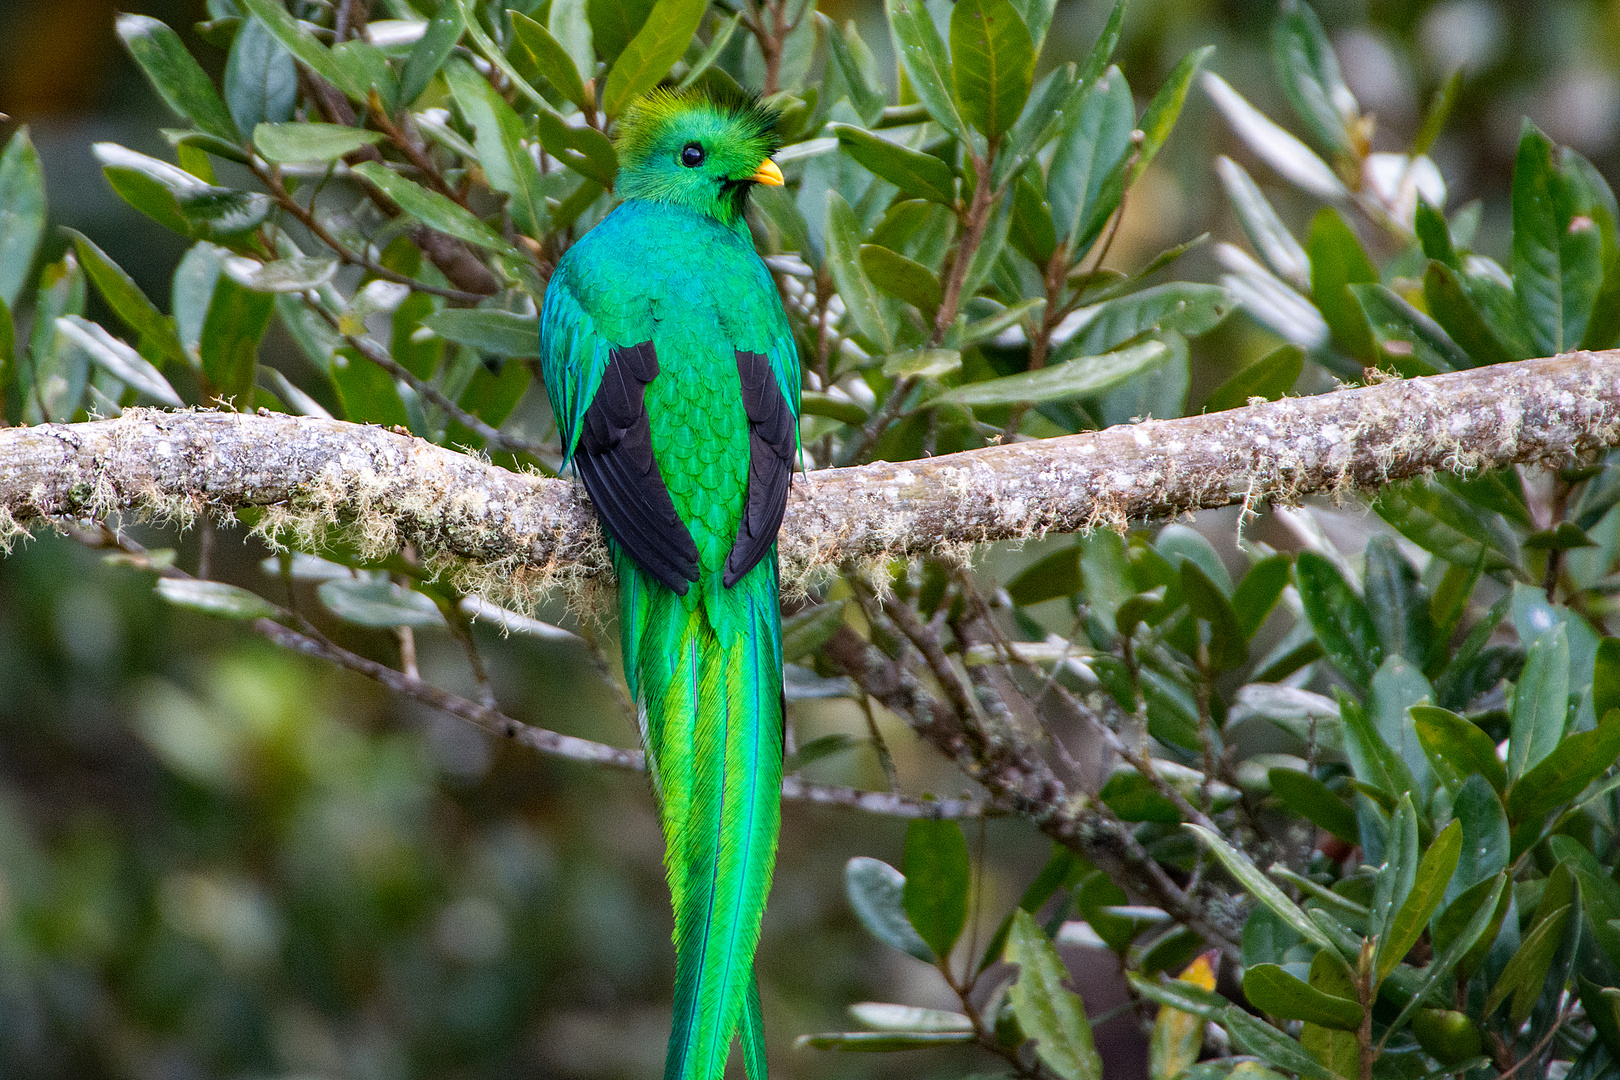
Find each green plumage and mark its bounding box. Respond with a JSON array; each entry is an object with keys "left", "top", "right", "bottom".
[{"left": 539, "top": 89, "right": 795, "bottom": 1080}]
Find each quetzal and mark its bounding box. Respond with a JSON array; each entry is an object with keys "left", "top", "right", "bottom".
[{"left": 537, "top": 89, "right": 796, "bottom": 1080}]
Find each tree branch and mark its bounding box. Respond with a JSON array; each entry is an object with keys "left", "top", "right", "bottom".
[{"left": 4, "top": 354, "right": 1618, "bottom": 587}]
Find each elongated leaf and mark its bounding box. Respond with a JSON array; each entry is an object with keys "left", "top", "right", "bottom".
[
  {"left": 1513, "top": 123, "right": 1603, "bottom": 355},
  {"left": 424, "top": 309, "right": 539, "bottom": 358},
  {"left": 1295, "top": 552, "right": 1381, "bottom": 687},
  {"left": 1509, "top": 622, "right": 1569, "bottom": 782},
  {"left": 1596, "top": 638, "right": 1620, "bottom": 721},
  {"left": 1370, "top": 793, "right": 1420, "bottom": 950},
  {"left": 0, "top": 128, "right": 46, "bottom": 310},
  {"left": 902, "top": 819, "right": 970, "bottom": 960},
  {"left": 1180, "top": 560, "right": 1246, "bottom": 671},
  {"left": 351, "top": 161, "right": 513, "bottom": 253},
  {"left": 862, "top": 245, "right": 943, "bottom": 314},
  {"left": 1352, "top": 283, "right": 1467, "bottom": 376},
  {"left": 225, "top": 17, "right": 296, "bottom": 135},
  {"left": 60, "top": 229, "right": 184, "bottom": 371},
  {"left": 848, "top": 1002, "right": 972, "bottom": 1032},
  {"left": 600, "top": 0, "right": 707, "bottom": 119},
  {"left": 796, "top": 1030, "right": 973, "bottom": 1051},
  {"left": 158, "top": 578, "right": 279, "bottom": 620},
  {"left": 934, "top": 339, "right": 1167, "bottom": 407},
  {"left": 1243, "top": 963, "right": 1362, "bottom": 1030},
  {"left": 950, "top": 0, "right": 1035, "bottom": 140},
  {"left": 1133, "top": 46, "right": 1213, "bottom": 181},
  {"left": 318, "top": 579, "right": 445, "bottom": 628},
  {"left": 1204, "top": 345, "right": 1302, "bottom": 413},
  {"left": 1006, "top": 910, "right": 1102, "bottom": 1080},
  {"left": 1220, "top": 1006, "right": 1338, "bottom": 1080},
  {"left": 1412, "top": 706, "right": 1506, "bottom": 795},
  {"left": 1271, "top": 0, "right": 1356, "bottom": 156},
  {"left": 534, "top": 107, "right": 619, "bottom": 188},
  {"left": 253, "top": 122, "right": 384, "bottom": 163},
  {"left": 445, "top": 59, "right": 548, "bottom": 237},
  {"left": 1202, "top": 71, "right": 1346, "bottom": 202},
  {"left": 1269, "top": 768, "right": 1358, "bottom": 844},
  {"left": 1484, "top": 904, "right": 1571, "bottom": 1019},
  {"left": 238, "top": 0, "right": 365, "bottom": 101},
  {"left": 511, "top": 11, "right": 586, "bottom": 108},
  {"left": 1340, "top": 694, "right": 1417, "bottom": 805},
  {"left": 1383, "top": 874, "right": 1506, "bottom": 1040},
  {"left": 1422, "top": 261, "right": 1515, "bottom": 368},
  {"left": 200, "top": 270, "right": 274, "bottom": 406},
  {"left": 888, "top": 0, "right": 970, "bottom": 144},
  {"left": 1309, "top": 208, "right": 1378, "bottom": 362},
  {"left": 118, "top": 14, "right": 240, "bottom": 144},
  {"left": 830, "top": 125, "right": 957, "bottom": 205},
  {"left": 1380, "top": 819, "right": 1461, "bottom": 979},
  {"left": 398, "top": 1, "right": 465, "bottom": 107},
  {"left": 1149, "top": 953, "right": 1218, "bottom": 1080},
  {"left": 1186, "top": 825, "right": 1337, "bottom": 953},
  {"left": 1507, "top": 708, "right": 1620, "bottom": 821},
  {"left": 1049, "top": 68, "right": 1133, "bottom": 252},
  {"left": 825, "top": 192, "right": 894, "bottom": 351},
  {"left": 1216, "top": 156, "right": 1309, "bottom": 288},
  {"left": 1058, "top": 283, "right": 1232, "bottom": 360},
  {"left": 1373, "top": 479, "right": 1520, "bottom": 574},
  {"left": 846, "top": 857, "right": 934, "bottom": 962},
  {"left": 55, "top": 316, "right": 183, "bottom": 407}
]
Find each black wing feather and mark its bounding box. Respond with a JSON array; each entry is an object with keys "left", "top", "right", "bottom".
[
  {"left": 574, "top": 341, "right": 700, "bottom": 594},
  {"left": 724, "top": 349, "right": 795, "bottom": 588}
]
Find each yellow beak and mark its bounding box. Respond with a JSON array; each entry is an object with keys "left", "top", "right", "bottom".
[{"left": 751, "top": 159, "right": 784, "bottom": 186}]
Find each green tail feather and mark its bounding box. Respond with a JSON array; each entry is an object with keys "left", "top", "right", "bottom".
[{"left": 617, "top": 547, "right": 783, "bottom": 1080}]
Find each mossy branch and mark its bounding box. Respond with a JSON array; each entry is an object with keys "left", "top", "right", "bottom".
[{"left": 3, "top": 353, "right": 1618, "bottom": 594}]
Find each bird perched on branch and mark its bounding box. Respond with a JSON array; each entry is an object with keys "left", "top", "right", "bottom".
[{"left": 538, "top": 88, "right": 796, "bottom": 1080}]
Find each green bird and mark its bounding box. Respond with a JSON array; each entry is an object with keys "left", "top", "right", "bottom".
[{"left": 538, "top": 89, "right": 796, "bottom": 1080}]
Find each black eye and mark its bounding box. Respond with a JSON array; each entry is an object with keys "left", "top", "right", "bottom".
[{"left": 681, "top": 142, "right": 705, "bottom": 168}]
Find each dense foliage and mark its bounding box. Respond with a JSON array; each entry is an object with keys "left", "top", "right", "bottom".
[{"left": 3, "top": 0, "right": 1620, "bottom": 1078}]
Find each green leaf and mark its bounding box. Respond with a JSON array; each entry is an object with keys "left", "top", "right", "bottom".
[
  {"left": 848, "top": 1002, "right": 973, "bottom": 1032},
  {"left": 445, "top": 59, "right": 549, "bottom": 237},
  {"left": 1414, "top": 199, "right": 1459, "bottom": 270},
  {"left": 1271, "top": 0, "right": 1357, "bottom": 156},
  {"left": 1411, "top": 706, "right": 1507, "bottom": 795},
  {"left": 1340, "top": 693, "right": 1417, "bottom": 805},
  {"left": 902, "top": 819, "right": 971, "bottom": 960},
  {"left": 1364, "top": 535, "right": 1431, "bottom": 669},
  {"left": 992, "top": 63, "right": 1079, "bottom": 188},
  {"left": 1506, "top": 708, "right": 1620, "bottom": 821},
  {"left": 534, "top": 107, "right": 619, "bottom": 188},
  {"left": 825, "top": 192, "right": 894, "bottom": 352},
  {"left": 1295, "top": 551, "right": 1381, "bottom": 688},
  {"left": 332, "top": 346, "right": 409, "bottom": 429},
  {"left": 1509, "top": 622, "right": 1569, "bottom": 783},
  {"left": 1380, "top": 819, "right": 1461, "bottom": 979},
  {"left": 398, "top": 1, "right": 465, "bottom": 107},
  {"left": 318, "top": 579, "right": 445, "bottom": 628},
  {"left": 1132, "top": 46, "right": 1213, "bottom": 182},
  {"left": 157, "top": 578, "right": 279, "bottom": 620},
  {"left": 1056, "top": 283, "right": 1232, "bottom": 361},
  {"left": 1269, "top": 768, "right": 1358, "bottom": 844},
  {"left": 1422, "top": 261, "right": 1516, "bottom": 368},
  {"left": 1484, "top": 903, "right": 1571, "bottom": 1021},
  {"left": 1595, "top": 638, "right": 1620, "bottom": 721},
  {"left": 62, "top": 229, "right": 186, "bottom": 369},
  {"left": 861, "top": 245, "right": 943, "bottom": 316},
  {"left": 1309, "top": 207, "right": 1379, "bottom": 363},
  {"left": 830, "top": 125, "right": 957, "bottom": 205},
  {"left": 253, "top": 122, "right": 385, "bottom": 163},
  {"left": 1351, "top": 283, "right": 1468, "bottom": 376},
  {"left": 1448, "top": 776, "right": 1509, "bottom": 904},
  {"left": 511, "top": 10, "right": 586, "bottom": 108},
  {"left": 845, "top": 856, "right": 934, "bottom": 962},
  {"left": 225, "top": 17, "right": 296, "bottom": 135},
  {"left": 55, "top": 316, "right": 183, "bottom": 406},
  {"left": 1185, "top": 825, "right": 1338, "bottom": 955},
  {"left": 1580, "top": 978, "right": 1620, "bottom": 1061},
  {"left": 950, "top": 0, "right": 1035, "bottom": 141},
  {"left": 424, "top": 309, "right": 539, "bottom": 358},
  {"left": 0, "top": 128, "right": 47, "bottom": 309},
  {"left": 1203, "top": 345, "right": 1303, "bottom": 413},
  {"left": 1370, "top": 793, "right": 1420, "bottom": 955},
  {"left": 200, "top": 271, "right": 274, "bottom": 405},
  {"left": 1220, "top": 1006, "right": 1339, "bottom": 1080},
  {"left": 781, "top": 601, "right": 847, "bottom": 662},
  {"left": 1077, "top": 0, "right": 1125, "bottom": 86},
  {"left": 225, "top": 255, "right": 339, "bottom": 294},
  {"left": 1048, "top": 68, "right": 1133, "bottom": 253},
  {"left": 1372, "top": 479, "right": 1520, "bottom": 574},
  {"left": 887, "top": 0, "right": 971, "bottom": 145},
  {"left": 118, "top": 14, "right": 241, "bottom": 144},
  {"left": 1242, "top": 964, "right": 1363, "bottom": 1030},
  {"left": 935, "top": 339, "right": 1168, "bottom": 407},
  {"left": 600, "top": 0, "right": 707, "bottom": 119},
  {"left": 1006, "top": 546, "right": 1081, "bottom": 606},
  {"left": 1385, "top": 874, "right": 1507, "bottom": 1038},
  {"left": 1202, "top": 71, "right": 1346, "bottom": 203},
  {"left": 1216, "top": 156, "right": 1309, "bottom": 287},
  {"left": 1513, "top": 123, "right": 1604, "bottom": 355},
  {"left": 799, "top": 391, "right": 866, "bottom": 425},
  {"left": 1005, "top": 910, "right": 1102, "bottom": 1080},
  {"left": 1180, "top": 560, "right": 1246, "bottom": 672},
  {"left": 237, "top": 0, "right": 366, "bottom": 101},
  {"left": 795, "top": 1030, "right": 973, "bottom": 1051},
  {"left": 351, "top": 161, "right": 514, "bottom": 254}
]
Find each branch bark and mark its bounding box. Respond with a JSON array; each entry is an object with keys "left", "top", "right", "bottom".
[{"left": 4, "top": 354, "right": 1617, "bottom": 587}]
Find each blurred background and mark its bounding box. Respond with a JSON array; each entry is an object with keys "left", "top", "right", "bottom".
[{"left": 2, "top": 0, "right": 1619, "bottom": 1077}]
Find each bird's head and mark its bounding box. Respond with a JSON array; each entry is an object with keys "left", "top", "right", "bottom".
[{"left": 614, "top": 88, "right": 783, "bottom": 225}]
